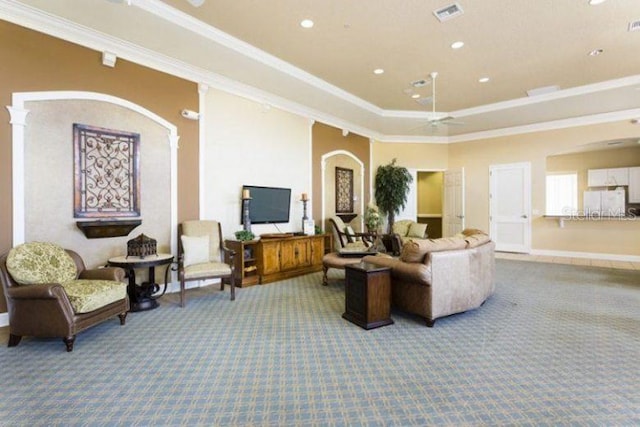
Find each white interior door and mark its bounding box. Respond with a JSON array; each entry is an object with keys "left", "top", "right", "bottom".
[
  {"left": 443, "top": 168, "right": 464, "bottom": 236},
  {"left": 489, "top": 162, "right": 531, "bottom": 253}
]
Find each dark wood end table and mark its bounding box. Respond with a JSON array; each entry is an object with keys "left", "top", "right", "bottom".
[
  {"left": 108, "top": 253, "right": 173, "bottom": 312},
  {"left": 343, "top": 261, "right": 394, "bottom": 330}
]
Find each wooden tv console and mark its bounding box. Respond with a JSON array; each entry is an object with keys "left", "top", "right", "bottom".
[{"left": 225, "top": 234, "right": 332, "bottom": 286}]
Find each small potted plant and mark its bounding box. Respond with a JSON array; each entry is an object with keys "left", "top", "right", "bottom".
[
  {"left": 234, "top": 230, "right": 255, "bottom": 241},
  {"left": 364, "top": 204, "right": 381, "bottom": 233}
]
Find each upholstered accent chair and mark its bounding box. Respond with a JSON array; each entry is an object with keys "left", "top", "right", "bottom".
[
  {"left": 178, "top": 220, "right": 236, "bottom": 307},
  {"left": 329, "top": 216, "right": 376, "bottom": 252},
  {"left": 0, "top": 242, "right": 129, "bottom": 352}
]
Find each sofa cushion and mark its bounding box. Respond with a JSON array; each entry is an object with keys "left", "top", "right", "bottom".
[
  {"left": 6, "top": 242, "right": 77, "bottom": 285},
  {"left": 465, "top": 233, "right": 491, "bottom": 248},
  {"left": 61, "top": 279, "right": 127, "bottom": 314},
  {"left": 181, "top": 235, "right": 210, "bottom": 267},
  {"left": 392, "top": 220, "right": 413, "bottom": 237},
  {"left": 407, "top": 222, "right": 428, "bottom": 238},
  {"left": 183, "top": 261, "right": 232, "bottom": 280},
  {"left": 400, "top": 237, "right": 468, "bottom": 263}
]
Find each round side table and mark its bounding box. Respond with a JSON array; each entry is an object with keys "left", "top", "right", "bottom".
[{"left": 108, "top": 253, "right": 173, "bottom": 312}]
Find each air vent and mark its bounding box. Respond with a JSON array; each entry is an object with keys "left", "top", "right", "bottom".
[
  {"left": 628, "top": 20, "right": 640, "bottom": 32},
  {"left": 433, "top": 3, "right": 464, "bottom": 22},
  {"left": 415, "top": 96, "right": 433, "bottom": 106}
]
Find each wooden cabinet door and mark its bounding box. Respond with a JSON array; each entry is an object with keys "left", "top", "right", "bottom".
[
  {"left": 260, "top": 241, "right": 280, "bottom": 275},
  {"left": 310, "top": 236, "right": 324, "bottom": 266},
  {"left": 280, "top": 239, "right": 310, "bottom": 271}
]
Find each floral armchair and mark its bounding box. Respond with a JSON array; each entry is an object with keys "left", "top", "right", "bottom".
[{"left": 0, "top": 242, "right": 129, "bottom": 352}]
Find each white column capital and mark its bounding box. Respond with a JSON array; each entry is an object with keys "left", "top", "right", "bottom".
[
  {"left": 6, "top": 106, "right": 30, "bottom": 126},
  {"left": 198, "top": 83, "right": 209, "bottom": 95}
]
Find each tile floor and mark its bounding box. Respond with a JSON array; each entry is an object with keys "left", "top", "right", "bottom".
[{"left": 495, "top": 251, "right": 640, "bottom": 271}]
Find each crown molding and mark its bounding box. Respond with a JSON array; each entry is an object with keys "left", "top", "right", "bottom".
[
  {"left": 1, "top": 0, "right": 638, "bottom": 145},
  {"left": 447, "top": 108, "right": 640, "bottom": 144},
  {"left": 450, "top": 74, "right": 640, "bottom": 118}
]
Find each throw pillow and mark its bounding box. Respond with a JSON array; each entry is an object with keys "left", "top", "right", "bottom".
[
  {"left": 6, "top": 242, "right": 77, "bottom": 285},
  {"left": 344, "top": 226, "right": 359, "bottom": 242},
  {"left": 407, "top": 222, "right": 428, "bottom": 238},
  {"left": 181, "top": 235, "right": 210, "bottom": 267},
  {"left": 391, "top": 220, "right": 412, "bottom": 237}
]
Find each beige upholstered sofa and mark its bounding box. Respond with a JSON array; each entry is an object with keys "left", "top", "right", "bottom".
[{"left": 363, "top": 230, "right": 495, "bottom": 327}]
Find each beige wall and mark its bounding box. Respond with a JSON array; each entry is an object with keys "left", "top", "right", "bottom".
[
  {"left": 447, "top": 122, "right": 640, "bottom": 255},
  {"left": 24, "top": 100, "right": 171, "bottom": 269},
  {"left": 371, "top": 141, "right": 449, "bottom": 173},
  {"left": 202, "top": 88, "right": 311, "bottom": 237}
]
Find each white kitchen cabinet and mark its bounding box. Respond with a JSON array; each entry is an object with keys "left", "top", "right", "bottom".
[
  {"left": 587, "top": 168, "right": 629, "bottom": 187},
  {"left": 629, "top": 167, "right": 640, "bottom": 203},
  {"left": 583, "top": 190, "right": 601, "bottom": 214},
  {"left": 600, "top": 190, "right": 625, "bottom": 216},
  {"left": 583, "top": 190, "right": 626, "bottom": 216}
]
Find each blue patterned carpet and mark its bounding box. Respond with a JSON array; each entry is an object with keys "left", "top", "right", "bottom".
[{"left": 0, "top": 259, "right": 638, "bottom": 426}]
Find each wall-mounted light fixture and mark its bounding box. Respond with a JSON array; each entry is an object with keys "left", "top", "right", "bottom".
[
  {"left": 181, "top": 109, "right": 200, "bottom": 120},
  {"left": 102, "top": 51, "right": 117, "bottom": 68},
  {"left": 342, "top": 129, "right": 349, "bottom": 137}
]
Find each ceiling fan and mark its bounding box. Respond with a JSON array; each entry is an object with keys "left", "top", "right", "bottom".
[{"left": 415, "top": 72, "right": 464, "bottom": 131}]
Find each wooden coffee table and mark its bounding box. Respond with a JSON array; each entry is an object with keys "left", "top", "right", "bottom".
[{"left": 342, "top": 261, "right": 393, "bottom": 330}]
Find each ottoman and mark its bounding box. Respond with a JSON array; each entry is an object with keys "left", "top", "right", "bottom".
[{"left": 322, "top": 252, "right": 363, "bottom": 286}]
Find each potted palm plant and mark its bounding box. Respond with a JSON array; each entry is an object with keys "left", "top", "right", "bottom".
[{"left": 374, "top": 158, "right": 413, "bottom": 234}]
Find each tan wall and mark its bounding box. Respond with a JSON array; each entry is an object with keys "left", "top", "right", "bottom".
[
  {"left": 0, "top": 20, "right": 199, "bottom": 311},
  {"left": 447, "top": 122, "right": 640, "bottom": 255},
  {"left": 312, "top": 123, "right": 370, "bottom": 233},
  {"left": 371, "top": 142, "right": 449, "bottom": 173}
]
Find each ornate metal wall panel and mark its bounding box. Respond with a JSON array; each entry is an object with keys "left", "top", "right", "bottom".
[
  {"left": 335, "top": 166, "right": 354, "bottom": 213},
  {"left": 73, "top": 123, "right": 140, "bottom": 218}
]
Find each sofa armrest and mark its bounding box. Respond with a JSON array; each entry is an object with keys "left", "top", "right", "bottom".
[
  {"left": 80, "top": 267, "right": 125, "bottom": 282},
  {"left": 7, "top": 283, "right": 68, "bottom": 300}
]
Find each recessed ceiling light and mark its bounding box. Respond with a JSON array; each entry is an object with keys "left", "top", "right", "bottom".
[
  {"left": 373, "top": 68, "right": 384, "bottom": 75},
  {"left": 479, "top": 77, "right": 490, "bottom": 83},
  {"left": 589, "top": 0, "right": 606, "bottom": 5},
  {"left": 300, "top": 19, "right": 314, "bottom": 28},
  {"left": 589, "top": 48, "right": 604, "bottom": 56},
  {"left": 411, "top": 94, "right": 420, "bottom": 99},
  {"left": 451, "top": 41, "right": 464, "bottom": 49}
]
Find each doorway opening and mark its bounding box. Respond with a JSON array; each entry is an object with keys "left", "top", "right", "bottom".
[{"left": 417, "top": 171, "right": 444, "bottom": 239}]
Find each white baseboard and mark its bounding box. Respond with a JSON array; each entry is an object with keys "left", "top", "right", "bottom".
[
  {"left": 529, "top": 249, "right": 640, "bottom": 263},
  {"left": 0, "top": 312, "right": 8, "bottom": 328}
]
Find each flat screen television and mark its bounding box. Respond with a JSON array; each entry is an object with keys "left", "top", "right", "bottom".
[{"left": 241, "top": 185, "right": 291, "bottom": 224}]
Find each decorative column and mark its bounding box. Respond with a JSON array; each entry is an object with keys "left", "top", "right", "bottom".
[
  {"left": 301, "top": 193, "right": 309, "bottom": 233},
  {"left": 242, "top": 189, "right": 252, "bottom": 232}
]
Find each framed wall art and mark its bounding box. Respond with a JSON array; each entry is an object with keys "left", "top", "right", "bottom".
[
  {"left": 335, "top": 166, "right": 354, "bottom": 213},
  {"left": 73, "top": 123, "right": 141, "bottom": 218}
]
